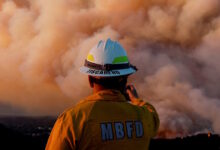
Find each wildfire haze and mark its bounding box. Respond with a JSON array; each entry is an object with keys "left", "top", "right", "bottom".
[{"left": 0, "top": 0, "right": 220, "bottom": 138}]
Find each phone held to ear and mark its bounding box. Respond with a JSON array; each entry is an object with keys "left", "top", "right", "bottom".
[{"left": 123, "top": 85, "right": 132, "bottom": 101}]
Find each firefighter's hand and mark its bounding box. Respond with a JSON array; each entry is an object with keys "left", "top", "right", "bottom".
[{"left": 126, "top": 85, "right": 139, "bottom": 102}]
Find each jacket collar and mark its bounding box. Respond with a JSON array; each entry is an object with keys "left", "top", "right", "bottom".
[{"left": 84, "top": 89, "right": 127, "bottom": 102}]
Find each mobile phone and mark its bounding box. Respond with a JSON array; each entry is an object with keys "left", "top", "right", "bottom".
[{"left": 123, "top": 85, "right": 132, "bottom": 101}]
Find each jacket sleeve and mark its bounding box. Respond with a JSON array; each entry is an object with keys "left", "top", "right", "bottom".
[
  {"left": 131, "top": 98, "right": 160, "bottom": 137},
  {"left": 45, "top": 112, "right": 77, "bottom": 150}
]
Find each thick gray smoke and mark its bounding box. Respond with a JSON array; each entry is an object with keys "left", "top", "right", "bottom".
[{"left": 0, "top": 0, "right": 220, "bottom": 137}]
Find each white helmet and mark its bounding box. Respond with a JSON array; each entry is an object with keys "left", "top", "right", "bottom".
[{"left": 80, "top": 38, "right": 137, "bottom": 77}]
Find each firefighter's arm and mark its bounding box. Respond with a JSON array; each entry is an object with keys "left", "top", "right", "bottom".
[
  {"left": 46, "top": 111, "right": 78, "bottom": 150},
  {"left": 132, "top": 98, "right": 159, "bottom": 136},
  {"left": 126, "top": 85, "right": 160, "bottom": 137}
]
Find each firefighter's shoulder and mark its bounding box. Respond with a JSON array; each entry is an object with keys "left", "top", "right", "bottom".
[{"left": 57, "top": 97, "right": 96, "bottom": 122}]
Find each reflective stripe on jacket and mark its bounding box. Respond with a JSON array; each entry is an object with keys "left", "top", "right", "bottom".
[{"left": 46, "top": 89, "right": 159, "bottom": 150}]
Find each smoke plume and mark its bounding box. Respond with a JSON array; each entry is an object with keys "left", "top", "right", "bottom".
[{"left": 0, "top": 0, "right": 220, "bottom": 137}]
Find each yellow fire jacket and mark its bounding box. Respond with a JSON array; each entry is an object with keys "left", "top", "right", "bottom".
[{"left": 46, "top": 89, "right": 159, "bottom": 150}]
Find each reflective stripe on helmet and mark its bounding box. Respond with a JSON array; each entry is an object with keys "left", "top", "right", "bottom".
[
  {"left": 112, "top": 56, "right": 128, "bottom": 64},
  {"left": 87, "top": 54, "right": 95, "bottom": 62}
]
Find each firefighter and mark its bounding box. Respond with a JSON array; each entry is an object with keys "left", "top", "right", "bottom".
[{"left": 46, "top": 38, "right": 159, "bottom": 150}]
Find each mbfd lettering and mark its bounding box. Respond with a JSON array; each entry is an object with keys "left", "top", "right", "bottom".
[{"left": 100, "top": 121, "right": 144, "bottom": 141}]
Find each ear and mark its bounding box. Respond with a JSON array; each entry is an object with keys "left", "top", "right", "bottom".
[{"left": 88, "top": 76, "right": 94, "bottom": 88}]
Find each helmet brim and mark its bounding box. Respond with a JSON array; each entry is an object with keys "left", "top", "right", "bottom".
[{"left": 79, "top": 66, "right": 136, "bottom": 77}]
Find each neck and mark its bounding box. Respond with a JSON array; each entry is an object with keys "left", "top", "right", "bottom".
[
  {"left": 93, "top": 84, "right": 123, "bottom": 94},
  {"left": 93, "top": 85, "right": 105, "bottom": 93}
]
